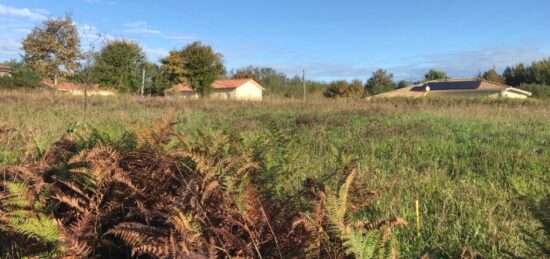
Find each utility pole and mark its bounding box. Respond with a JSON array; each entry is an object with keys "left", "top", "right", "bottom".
[
  {"left": 302, "top": 69, "right": 306, "bottom": 101},
  {"left": 141, "top": 67, "right": 145, "bottom": 97}
]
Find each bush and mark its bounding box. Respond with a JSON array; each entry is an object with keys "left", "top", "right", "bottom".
[
  {"left": 0, "top": 60, "right": 42, "bottom": 89},
  {"left": 518, "top": 83, "right": 550, "bottom": 99}
]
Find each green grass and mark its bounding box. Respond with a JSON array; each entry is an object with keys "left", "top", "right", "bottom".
[{"left": 1, "top": 91, "right": 549, "bottom": 258}]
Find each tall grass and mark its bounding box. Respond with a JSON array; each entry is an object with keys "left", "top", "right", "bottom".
[{"left": 1, "top": 90, "right": 549, "bottom": 257}]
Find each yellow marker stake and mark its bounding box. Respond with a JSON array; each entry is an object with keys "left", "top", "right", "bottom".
[{"left": 416, "top": 199, "right": 421, "bottom": 238}]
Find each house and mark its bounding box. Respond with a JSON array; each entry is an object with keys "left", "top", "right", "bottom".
[
  {"left": 165, "top": 79, "right": 266, "bottom": 100},
  {"left": 0, "top": 65, "right": 12, "bottom": 77},
  {"left": 373, "top": 78, "right": 532, "bottom": 99},
  {"left": 42, "top": 80, "right": 116, "bottom": 96}
]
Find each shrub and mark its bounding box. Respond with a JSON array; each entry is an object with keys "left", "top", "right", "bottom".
[{"left": 0, "top": 60, "right": 42, "bottom": 89}]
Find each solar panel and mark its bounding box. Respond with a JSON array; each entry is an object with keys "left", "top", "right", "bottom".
[{"left": 411, "top": 81, "right": 482, "bottom": 91}]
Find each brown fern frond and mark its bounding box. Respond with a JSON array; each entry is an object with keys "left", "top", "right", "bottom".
[
  {"left": 234, "top": 162, "right": 259, "bottom": 177},
  {"left": 52, "top": 194, "right": 86, "bottom": 214},
  {"left": 201, "top": 180, "right": 220, "bottom": 203}
]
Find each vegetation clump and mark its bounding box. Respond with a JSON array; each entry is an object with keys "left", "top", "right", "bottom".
[{"left": 0, "top": 115, "right": 403, "bottom": 258}]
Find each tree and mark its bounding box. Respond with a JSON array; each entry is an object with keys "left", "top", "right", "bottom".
[
  {"left": 22, "top": 15, "right": 80, "bottom": 86},
  {"left": 424, "top": 69, "right": 448, "bottom": 81},
  {"left": 324, "top": 80, "right": 364, "bottom": 99},
  {"left": 161, "top": 42, "right": 225, "bottom": 96},
  {"left": 503, "top": 64, "right": 526, "bottom": 86},
  {"left": 144, "top": 62, "right": 170, "bottom": 95},
  {"left": 231, "top": 66, "right": 262, "bottom": 83},
  {"left": 481, "top": 67, "right": 504, "bottom": 83},
  {"left": 527, "top": 58, "right": 550, "bottom": 85},
  {"left": 91, "top": 40, "right": 146, "bottom": 92},
  {"left": 364, "top": 69, "right": 394, "bottom": 95},
  {"left": 396, "top": 80, "right": 411, "bottom": 89}
]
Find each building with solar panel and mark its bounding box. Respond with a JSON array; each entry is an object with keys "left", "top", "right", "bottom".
[{"left": 373, "top": 78, "right": 532, "bottom": 99}]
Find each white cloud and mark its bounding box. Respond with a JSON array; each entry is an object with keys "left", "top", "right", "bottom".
[
  {"left": 123, "top": 21, "right": 196, "bottom": 43},
  {"left": 164, "top": 34, "right": 197, "bottom": 42},
  {"left": 144, "top": 47, "right": 169, "bottom": 61},
  {"left": 124, "top": 21, "right": 161, "bottom": 35},
  {"left": 262, "top": 44, "right": 550, "bottom": 81},
  {"left": 391, "top": 44, "right": 550, "bottom": 80},
  {"left": 0, "top": 4, "right": 48, "bottom": 21}
]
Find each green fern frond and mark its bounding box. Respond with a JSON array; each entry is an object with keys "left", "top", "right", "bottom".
[
  {"left": 4, "top": 182, "right": 31, "bottom": 208},
  {"left": 9, "top": 213, "right": 59, "bottom": 243}
]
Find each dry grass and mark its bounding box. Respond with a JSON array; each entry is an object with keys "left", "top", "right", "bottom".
[{"left": 1, "top": 89, "right": 550, "bottom": 258}]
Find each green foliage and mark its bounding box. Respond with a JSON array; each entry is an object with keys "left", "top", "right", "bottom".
[
  {"left": 0, "top": 60, "right": 42, "bottom": 88},
  {"left": 480, "top": 67, "right": 504, "bottom": 83},
  {"left": 2, "top": 93, "right": 550, "bottom": 257},
  {"left": 231, "top": 65, "right": 330, "bottom": 98},
  {"left": 144, "top": 62, "right": 170, "bottom": 95},
  {"left": 503, "top": 57, "right": 550, "bottom": 98},
  {"left": 325, "top": 170, "right": 401, "bottom": 259},
  {"left": 324, "top": 79, "right": 364, "bottom": 98},
  {"left": 1, "top": 183, "right": 60, "bottom": 256},
  {"left": 365, "top": 69, "right": 395, "bottom": 96},
  {"left": 22, "top": 15, "right": 80, "bottom": 84},
  {"left": 161, "top": 41, "right": 225, "bottom": 96},
  {"left": 396, "top": 80, "right": 411, "bottom": 89},
  {"left": 90, "top": 40, "right": 146, "bottom": 92},
  {"left": 424, "top": 69, "right": 449, "bottom": 81},
  {"left": 517, "top": 83, "right": 550, "bottom": 99}
]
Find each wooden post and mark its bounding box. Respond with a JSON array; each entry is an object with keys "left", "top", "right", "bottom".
[{"left": 302, "top": 69, "right": 306, "bottom": 101}]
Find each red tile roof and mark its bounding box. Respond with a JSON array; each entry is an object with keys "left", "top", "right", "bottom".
[
  {"left": 168, "top": 83, "right": 194, "bottom": 92},
  {"left": 212, "top": 79, "right": 252, "bottom": 89},
  {"left": 0, "top": 65, "right": 11, "bottom": 72},
  {"left": 167, "top": 79, "right": 264, "bottom": 93},
  {"left": 42, "top": 80, "right": 102, "bottom": 91}
]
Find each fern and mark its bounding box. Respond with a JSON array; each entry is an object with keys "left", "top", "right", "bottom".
[
  {"left": 9, "top": 214, "right": 59, "bottom": 243},
  {"left": 324, "top": 168, "right": 403, "bottom": 259},
  {"left": 4, "top": 182, "right": 31, "bottom": 208},
  {"left": 1, "top": 182, "right": 60, "bottom": 255}
]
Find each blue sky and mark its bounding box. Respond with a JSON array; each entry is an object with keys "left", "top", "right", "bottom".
[{"left": 1, "top": 0, "right": 549, "bottom": 81}]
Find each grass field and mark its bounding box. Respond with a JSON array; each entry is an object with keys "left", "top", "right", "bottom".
[{"left": 1, "top": 91, "right": 549, "bottom": 258}]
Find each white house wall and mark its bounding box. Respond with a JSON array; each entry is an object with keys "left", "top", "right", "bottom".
[
  {"left": 501, "top": 90, "right": 528, "bottom": 99},
  {"left": 235, "top": 81, "right": 263, "bottom": 100}
]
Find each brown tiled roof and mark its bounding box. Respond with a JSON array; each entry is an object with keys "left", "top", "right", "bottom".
[
  {"left": 0, "top": 65, "right": 11, "bottom": 72},
  {"left": 42, "top": 80, "right": 103, "bottom": 91},
  {"left": 168, "top": 83, "right": 194, "bottom": 92},
  {"left": 167, "top": 79, "right": 265, "bottom": 93},
  {"left": 212, "top": 79, "right": 252, "bottom": 89}
]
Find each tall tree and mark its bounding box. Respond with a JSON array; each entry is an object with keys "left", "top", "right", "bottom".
[
  {"left": 424, "top": 69, "right": 448, "bottom": 81},
  {"left": 503, "top": 64, "right": 526, "bottom": 86},
  {"left": 481, "top": 67, "right": 504, "bottom": 83},
  {"left": 91, "top": 40, "right": 146, "bottom": 92},
  {"left": 22, "top": 15, "right": 80, "bottom": 86},
  {"left": 364, "top": 69, "right": 394, "bottom": 95},
  {"left": 231, "top": 66, "right": 262, "bottom": 83},
  {"left": 144, "top": 62, "right": 170, "bottom": 95},
  {"left": 161, "top": 42, "right": 225, "bottom": 96}
]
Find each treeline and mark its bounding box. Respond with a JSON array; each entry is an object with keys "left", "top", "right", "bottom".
[
  {"left": 2, "top": 15, "right": 550, "bottom": 98},
  {"left": 502, "top": 59, "right": 550, "bottom": 98},
  {"left": 0, "top": 15, "right": 329, "bottom": 97},
  {"left": 322, "top": 69, "right": 448, "bottom": 99}
]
